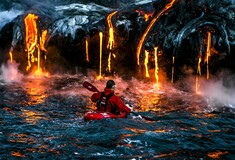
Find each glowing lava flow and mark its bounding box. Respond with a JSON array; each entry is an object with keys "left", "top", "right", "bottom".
[
  {"left": 40, "top": 30, "right": 47, "bottom": 52},
  {"left": 98, "top": 32, "right": 103, "bottom": 79},
  {"left": 154, "top": 47, "right": 160, "bottom": 90},
  {"left": 196, "top": 32, "right": 211, "bottom": 93},
  {"left": 136, "top": 0, "right": 176, "bottom": 66},
  {"left": 196, "top": 56, "right": 202, "bottom": 94},
  {"left": 24, "top": 13, "right": 38, "bottom": 72},
  {"left": 205, "top": 32, "right": 211, "bottom": 79},
  {"left": 144, "top": 50, "right": 150, "bottom": 78},
  {"left": 86, "top": 38, "right": 89, "bottom": 62},
  {"left": 107, "top": 11, "right": 117, "bottom": 50},
  {"left": 107, "top": 11, "right": 117, "bottom": 72},
  {"left": 136, "top": 10, "right": 153, "bottom": 22},
  {"left": 108, "top": 53, "right": 112, "bottom": 72},
  {"left": 171, "top": 56, "right": 175, "bottom": 83},
  {"left": 24, "top": 13, "right": 48, "bottom": 76},
  {"left": 9, "top": 52, "right": 13, "bottom": 63}
]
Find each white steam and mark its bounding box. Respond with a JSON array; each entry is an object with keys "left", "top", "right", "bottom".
[
  {"left": 0, "top": 61, "right": 23, "bottom": 83},
  {"left": 200, "top": 79, "right": 235, "bottom": 108}
]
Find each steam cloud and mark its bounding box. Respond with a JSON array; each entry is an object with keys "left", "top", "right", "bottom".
[
  {"left": 200, "top": 76, "right": 235, "bottom": 108},
  {"left": 0, "top": 61, "right": 23, "bottom": 83}
]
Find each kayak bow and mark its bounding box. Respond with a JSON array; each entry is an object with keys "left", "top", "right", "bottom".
[{"left": 84, "top": 111, "right": 127, "bottom": 121}]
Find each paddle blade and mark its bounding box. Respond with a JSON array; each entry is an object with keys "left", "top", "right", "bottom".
[
  {"left": 131, "top": 112, "right": 156, "bottom": 121},
  {"left": 83, "top": 81, "right": 100, "bottom": 92},
  {"left": 141, "top": 116, "right": 156, "bottom": 121}
]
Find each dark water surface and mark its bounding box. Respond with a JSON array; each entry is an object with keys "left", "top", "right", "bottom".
[{"left": 0, "top": 74, "right": 235, "bottom": 159}]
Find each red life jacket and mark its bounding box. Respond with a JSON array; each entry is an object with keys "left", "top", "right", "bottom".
[{"left": 97, "top": 92, "right": 117, "bottom": 113}]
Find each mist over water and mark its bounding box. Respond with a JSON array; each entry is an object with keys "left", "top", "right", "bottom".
[
  {"left": 0, "top": 72, "right": 234, "bottom": 159},
  {"left": 200, "top": 77, "right": 235, "bottom": 108},
  {"left": 0, "top": 61, "right": 23, "bottom": 83}
]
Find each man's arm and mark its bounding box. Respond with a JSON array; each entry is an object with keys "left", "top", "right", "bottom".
[
  {"left": 91, "top": 92, "right": 101, "bottom": 102},
  {"left": 116, "top": 97, "right": 131, "bottom": 113}
]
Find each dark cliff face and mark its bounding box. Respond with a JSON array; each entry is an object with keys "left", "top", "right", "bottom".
[{"left": 0, "top": 0, "right": 235, "bottom": 79}]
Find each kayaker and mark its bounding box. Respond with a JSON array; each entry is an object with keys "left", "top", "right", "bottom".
[{"left": 91, "top": 80, "right": 132, "bottom": 115}]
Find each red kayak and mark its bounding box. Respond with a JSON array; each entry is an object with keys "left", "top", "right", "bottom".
[{"left": 84, "top": 111, "right": 127, "bottom": 121}]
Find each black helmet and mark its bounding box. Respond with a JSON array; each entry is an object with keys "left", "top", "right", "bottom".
[{"left": 106, "top": 80, "right": 115, "bottom": 89}]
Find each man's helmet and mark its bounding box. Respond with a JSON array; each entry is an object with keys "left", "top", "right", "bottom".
[{"left": 106, "top": 80, "right": 116, "bottom": 89}]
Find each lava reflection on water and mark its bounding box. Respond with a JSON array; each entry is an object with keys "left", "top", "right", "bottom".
[
  {"left": 0, "top": 74, "right": 234, "bottom": 159},
  {"left": 23, "top": 77, "right": 49, "bottom": 105}
]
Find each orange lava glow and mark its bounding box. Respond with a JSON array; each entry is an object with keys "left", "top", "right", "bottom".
[
  {"left": 24, "top": 13, "right": 38, "bottom": 71},
  {"left": 107, "top": 11, "right": 117, "bottom": 49},
  {"left": 108, "top": 52, "right": 112, "bottom": 72},
  {"left": 144, "top": 50, "right": 150, "bottom": 77},
  {"left": 40, "top": 30, "right": 47, "bottom": 52},
  {"left": 206, "top": 32, "right": 211, "bottom": 79},
  {"left": 9, "top": 51, "right": 13, "bottom": 63},
  {"left": 125, "top": 127, "right": 147, "bottom": 134},
  {"left": 107, "top": 11, "right": 117, "bottom": 72},
  {"left": 135, "top": 10, "right": 154, "bottom": 22},
  {"left": 86, "top": 38, "right": 89, "bottom": 62},
  {"left": 98, "top": 32, "right": 103, "bottom": 79},
  {"left": 136, "top": 0, "right": 176, "bottom": 66},
  {"left": 192, "top": 113, "right": 218, "bottom": 118},
  {"left": 154, "top": 129, "right": 167, "bottom": 133},
  {"left": 154, "top": 151, "right": 178, "bottom": 158},
  {"left": 24, "top": 13, "right": 48, "bottom": 76},
  {"left": 196, "top": 56, "right": 202, "bottom": 94},
  {"left": 171, "top": 56, "right": 175, "bottom": 83},
  {"left": 11, "top": 151, "right": 25, "bottom": 158},
  {"left": 207, "top": 130, "right": 221, "bottom": 133},
  {"left": 20, "top": 109, "right": 47, "bottom": 124},
  {"left": 154, "top": 47, "right": 160, "bottom": 90},
  {"left": 24, "top": 78, "right": 49, "bottom": 105},
  {"left": 208, "top": 151, "right": 229, "bottom": 159}
]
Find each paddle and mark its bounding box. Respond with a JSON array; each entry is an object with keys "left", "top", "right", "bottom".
[
  {"left": 82, "top": 81, "right": 157, "bottom": 121},
  {"left": 83, "top": 81, "right": 99, "bottom": 92}
]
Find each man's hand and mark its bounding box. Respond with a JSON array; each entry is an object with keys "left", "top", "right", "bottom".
[{"left": 125, "top": 104, "right": 134, "bottom": 112}]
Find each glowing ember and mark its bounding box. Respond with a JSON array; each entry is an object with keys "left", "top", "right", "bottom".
[
  {"left": 144, "top": 50, "right": 150, "bottom": 78},
  {"left": 136, "top": 0, "right": 176, "bottom": 66}
]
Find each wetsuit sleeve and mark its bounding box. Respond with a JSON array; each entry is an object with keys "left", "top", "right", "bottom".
[
  {"left": 91, "top": 92, "right": 101, "bottom": 102},
  {"left": 116, "top": 97, "right": 131, "bottom": 113}
]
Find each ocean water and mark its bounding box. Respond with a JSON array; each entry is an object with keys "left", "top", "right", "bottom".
[{"left": 0, "top": 73, "right": 235, "bottom": 160}]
